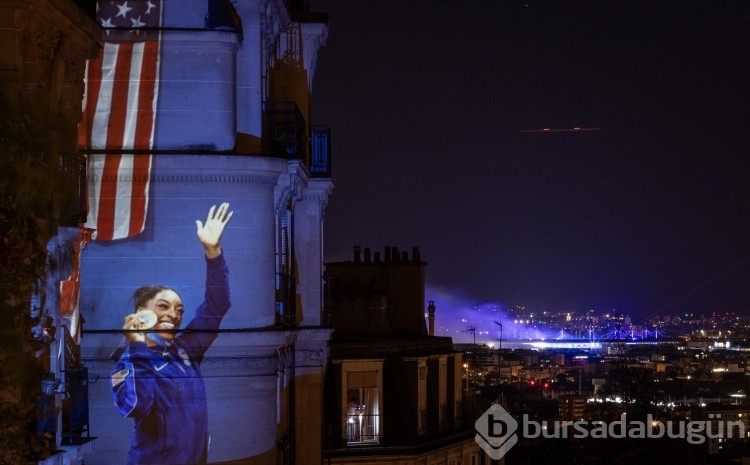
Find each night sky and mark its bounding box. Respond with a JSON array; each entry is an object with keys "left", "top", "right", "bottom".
[{"left": 311, "top": 0, "right": 750, "bottom": 325}]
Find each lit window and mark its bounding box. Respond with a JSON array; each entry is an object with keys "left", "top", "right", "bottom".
[
  {"left": 345, "top": 368, "right": 381, "bottom": 445},
  {"left": 346, "top": 386, "right": 379, "bottom": 444}
]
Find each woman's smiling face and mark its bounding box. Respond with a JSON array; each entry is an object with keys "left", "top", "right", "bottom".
[{"left": 145, "top": 289, "right": 184, "bottom": 340}]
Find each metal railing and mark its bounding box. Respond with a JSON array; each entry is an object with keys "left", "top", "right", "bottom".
[
  {"left": 275, "top": 272, "right": 297, "bottom": 327},
  {"left": 346, "top": 414, "right": 381, "bottom": 445},
  {"left": 310, "top": 125, "right": 331, "bottom": 177},
  {"left": 262, "top": 101, "right": 332, "bottom": 178},
  {"left": 262, "top": 101, "right": 307, "bottom": 162}
]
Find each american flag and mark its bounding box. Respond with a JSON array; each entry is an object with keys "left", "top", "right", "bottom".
[{"left": 79, "top": 0, "right": 162, "bottom": 241}]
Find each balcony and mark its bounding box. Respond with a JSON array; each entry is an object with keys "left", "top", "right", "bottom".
[
  {"left": 262, "top": 101, "right": 331, "bottom": 178},
  {"left": 346, "top": 413, "right": 380, "bottom": 445},
  {"left": 310, "top": 125, "right": 331, "bottom": 177},
  {"left": 262, "top": 101, "right": 306, "bottom": 161}
]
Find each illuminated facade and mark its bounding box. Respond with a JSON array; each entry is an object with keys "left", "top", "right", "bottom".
[{"left": 28, "top": 0, "right": 333, "bottom": 464}]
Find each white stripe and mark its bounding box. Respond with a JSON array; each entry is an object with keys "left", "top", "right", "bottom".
[
  {"left": 150, "top": 31, "right": 162, "bottom": 147},
  {"left": 112, "top": 155, "right": 136, "bottom": 240},
  {"left": 84, "top": 154, "right": 105, "bottom": 237},
  {"left": 80, "top": 60, "right": 89, "bottom": 115},
  {"left": 141, "top": 155, "right": 153, "bottom": 233},
  {"left": 91, "top": 42, "right": 119, "bottom": 149},
  {"left": 123, "top": 42, "right": 144, "bottom": 148}
]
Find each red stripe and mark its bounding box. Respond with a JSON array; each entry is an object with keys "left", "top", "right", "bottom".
[
  {"left": 128, "top": 39, "right": 159, "bottom": 236},
  {"left": 129, "top": 155, "right": 150, "bottom": 236},
  {"left": 134, "top": 40, "right": 159, "bottom": 150},
  {"left": 106, "top": 43, "right": 134, "bottom": 150},
  {"left": 97, "top": 43, "right": 134, "bottom": 240},
  {"left": 97, "top": 154, "right": 123, "bottom": 241}
]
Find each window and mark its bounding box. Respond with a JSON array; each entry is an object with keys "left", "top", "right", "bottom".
[
  {"left": 346, "top": 387, "right": 379, "bottom": 444},
  {"left": 341, "top": 361, "right": 383, "bottom": 446}
]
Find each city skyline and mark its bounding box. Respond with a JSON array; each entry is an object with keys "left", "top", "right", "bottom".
[{"left": 312, "top": 1, "right": 750, "bottom": 318}]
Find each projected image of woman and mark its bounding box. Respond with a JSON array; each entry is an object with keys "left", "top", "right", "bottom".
[{"left": 110, "top": 202, "right": 233, "bottom": 465}]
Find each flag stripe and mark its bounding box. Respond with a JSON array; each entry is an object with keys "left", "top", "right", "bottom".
[
  {"left": 85, "top": 154, "right": 104, "bottom": 236},
  {"left": 90, "top": 42, "right": 119, "bottom": 149},
  {"left": 97, "top": 154, "right": 123, "bottom": 242},
  {"left": 113, "top": 155, "right": 135, "bottom": 239},
  {"left": 80, "top": 0, "right": 162, "bottom": 241},
  {"left": 128, "top": 39, "right": 160, "bottom": 236},
  {"left": 107, "top": 43, "right": 134, "bottom": 150},
  {"left": 130, "top": 155, "right": 152, "bottom": 236},
  {"left": 136, "top": 39, "right": 160, "bottom": 150},
  {"left": 123, "top": 42, "right": 145, "bottom": 149}
]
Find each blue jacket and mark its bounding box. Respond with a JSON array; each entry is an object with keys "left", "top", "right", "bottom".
[{"left": 111, "top": 254, "right": 230, "bottom": 465}]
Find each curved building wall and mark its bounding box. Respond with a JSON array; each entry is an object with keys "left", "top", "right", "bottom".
[
  {"left": 79, "top": 155, "right": 296, "bottom": 463},
  {"left": 154, "top": 32, "right": 238, "bottom": 150},
  {"left": 80, "top": 155, "right": 284, "bottom": 330}
]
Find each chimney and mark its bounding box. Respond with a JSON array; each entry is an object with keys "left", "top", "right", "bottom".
[
  {"left": 384, "top": 246, "right": 391, "bottom": 262},
  {"left": 364, "top": 247, "right": 371, "bottom": 263},
  {"left": 353, "top": 245, "right": 361, "bottom": 263},
  {"left": 392, "top": 246, "right": 399, "bottom": 262},
  {"left": 427, "top": 301, "right": 436, "bottom": 336},
  {"left": 412, "top": 247, "right": 421, "bottom": 262}
]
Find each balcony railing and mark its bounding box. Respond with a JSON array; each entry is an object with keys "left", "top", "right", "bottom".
[
  {"left": 346, "top": 414, "right": 380, "bottom": 445},
  {"left": 262, "top": 100, "right": 307, "bottom": 162},
  {"left": 310, "top": 125, "right": 331, "bottom": 177},
  {"left": 263, "top": 101, "right": 332, "bottom": 178},
  {"left": 275, "top": 271, "right": 297, "bottom": 327}
]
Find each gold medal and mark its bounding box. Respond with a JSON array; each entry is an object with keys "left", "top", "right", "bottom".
[{"left": 136, "top": 309, "right": 158, "bottom": 329}]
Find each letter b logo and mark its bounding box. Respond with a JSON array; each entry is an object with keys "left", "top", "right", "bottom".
[
  {"left": 475, "top": 404, "right": 519, "bottom": 460},
  {"left": 488, "top": 414, "right": 508, "bottom": 437}
]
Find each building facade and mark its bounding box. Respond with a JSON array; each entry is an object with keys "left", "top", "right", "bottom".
[
  {"left": 0, "top": 1, "right": 98, "bottom": 464},
  {"left": 28, "top": 0, "right": 334, "bottom": 464},
  {"left": 323, "top": 247, "right": 483, "bottom": 464}
]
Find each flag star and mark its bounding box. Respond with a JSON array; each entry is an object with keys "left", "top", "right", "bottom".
[
  {"left": 100, "top": 17, "right": 114, "bottom": 28},
  {"left": 130, "top": 15, "right": 146, "bottom": 27},
  {"left": 146, "top": 0, "right": 156, "bottom": 15},
  {"left": 116, "top": 1, "right": 133, "bottom": 18}
]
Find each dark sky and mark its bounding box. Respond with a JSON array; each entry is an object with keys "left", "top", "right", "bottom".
[{"left": 310, "top": 0, "right": 750, "bottom": 321}]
